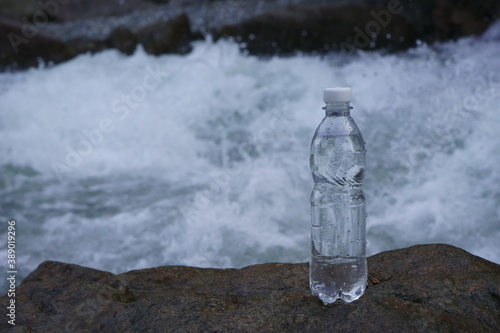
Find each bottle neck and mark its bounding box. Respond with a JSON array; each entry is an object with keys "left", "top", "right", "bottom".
[{"left": 323, "top": 102, "right": 351, "bottom": 116}]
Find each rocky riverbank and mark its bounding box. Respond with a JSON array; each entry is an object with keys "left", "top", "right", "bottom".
[
  {"left": 1, "top": 244, "right": 499, "bottom": 331},
  {"left": 1, "top": 0, "right": 499, "bottom": 70}
]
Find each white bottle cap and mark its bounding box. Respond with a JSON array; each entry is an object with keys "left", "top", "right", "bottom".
[{"left": 323, "top": 87, "right": 352, "bottom": 103}]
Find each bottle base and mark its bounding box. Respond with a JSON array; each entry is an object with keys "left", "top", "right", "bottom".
[
  {"left": 310, "top": 283, "right": 366, "bottom": 304},
  {"left": 310, "top": 257, "right": 367, "bottom": 304}
]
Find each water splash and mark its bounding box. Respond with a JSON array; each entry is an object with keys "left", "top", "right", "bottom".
[{"left": 1, "top": 26, "right": 499, "bottom": 292}]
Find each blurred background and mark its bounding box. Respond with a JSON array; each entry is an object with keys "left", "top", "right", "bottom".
[{"left": 1, "top": 0, "right": 499, "bottom": 292}]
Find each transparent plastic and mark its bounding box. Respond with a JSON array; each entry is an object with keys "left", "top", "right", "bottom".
[{"left": 309, "top": 99, "right": 367, "bottom": 304}]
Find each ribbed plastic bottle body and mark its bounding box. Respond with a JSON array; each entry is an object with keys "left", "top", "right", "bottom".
[{"left": 309, "top": 102, "right": 367, "bottom": 304}]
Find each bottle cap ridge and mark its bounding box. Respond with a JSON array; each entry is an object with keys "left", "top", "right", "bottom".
[{"left": 323, "top": 87, "right": 352, "bottom": 103}]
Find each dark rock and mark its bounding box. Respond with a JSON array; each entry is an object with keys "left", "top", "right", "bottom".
[
  {"left": 1, "top": 244, "right": 499, "bottom": 332},
  {"left": 391, "top": 0, "right": 499, "bottom": 41},
  {"left": 135, "top": 13, "right": 200, "bottom": 55},
  {"left": 212, "top": 0, "right": 500, "bottom": 56},
  {"left": 1, "top": 0, "right": 500, "bottom": 69},
  {"left": 106, "top": 13, "right": 202, "bottom": 57},
  {"left": 0, "top": 12, "right": 198, "bottom": 70},
  {"left": 213, "top": 4, "right": 418, "bottom": 56},
  {"left": 106, "top": 27, "right": 139, "bottom": 56},
  {"left": 0, "top": 17, "right": 81, "bottom": 70}
]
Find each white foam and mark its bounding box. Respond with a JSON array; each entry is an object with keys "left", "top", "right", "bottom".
[{"left": 1, "top": 27, "right": 500, "bottom": 287}]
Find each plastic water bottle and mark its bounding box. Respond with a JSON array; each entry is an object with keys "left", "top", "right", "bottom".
[{"left": 309, "top": 87, "right": 367, "bottom": 304}]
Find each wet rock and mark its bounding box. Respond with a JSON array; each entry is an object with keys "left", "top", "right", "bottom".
[
  {"left": 391, "top": 0, "right": 499, "bottom": 41},
  {"left": 0, "top": 12, "right": 198, "bottom": 70},
  {"left": 1, "top": 0, "right": 500, "bottom": 69},
  {"left": 0, "top": 17, "right": 81, "bottom": 70},
  {"left": 135, "top": 13, "right": 200, "bottom": 55},
  {"left": 1, "top": 244, "right": 499, "bottom": 332},
  {"left": 106, "top": 27, "right": 139, "bottom": 55},
  {"left": 212, "top": 0, "right": 500, "bottom": 56},
  {"left": 214, "top": 4, "right": 418, "bottom": 56},
  {"left": 106, "top": 13, "right": 201, "bottom": 56}
]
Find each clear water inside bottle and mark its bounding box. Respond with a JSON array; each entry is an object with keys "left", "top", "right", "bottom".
[
  {"left": 310, "top": 256, "right": 367, "bottom": 304},
  {"left": 310, "top": 102, "right": 367, "bottom": 304}
]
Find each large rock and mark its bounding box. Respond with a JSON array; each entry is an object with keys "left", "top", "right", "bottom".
[
  {"left": 400, "top": 0, "right": 499, "bottom": 40},
  {"left": 0, "top": 12, "right": 198, "bottom": 70},
  {"left": 1, "top": 0, "right": 500, "bottom": 69},
  {"left": 213, "top": 4, "right": 418, "bottom": 56},
  {"left": 0, "top": 17, "right": 87, "bottom": 70},
  {"left": 106, "top": 13, "right": 200, "bottom": 56},
  {"left": 1, "top": 244, "right": 499, "bottom": 332},
  {"left": 213, "top": 0, "right": 500, "bottom": 56},
  {"left": 133, "top": 13, "right": 200, "bottom": 55}
]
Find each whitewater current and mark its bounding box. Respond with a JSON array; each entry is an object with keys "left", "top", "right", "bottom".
[{"left": 1, "top": 24, "right": 500, "bottom": 292}]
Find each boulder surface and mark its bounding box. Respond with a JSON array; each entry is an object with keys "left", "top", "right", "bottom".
[
  {"left": 1, "top": 0, "right": 500, "bottom": 69},
  {"left": 1, "top": 244, "right": 499, "bottom": 332}
]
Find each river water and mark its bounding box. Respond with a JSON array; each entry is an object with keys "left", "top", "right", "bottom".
[{"left": 1, "top": 23, "right": 500, "bottom": 292}]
